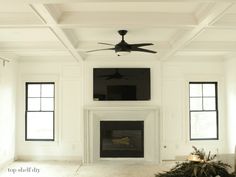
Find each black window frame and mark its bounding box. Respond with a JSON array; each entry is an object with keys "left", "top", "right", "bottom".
[
  {"left": 25, "top": 82, "right": 55, "bottom": 141},
  {"left": 189, "top": 82, "right": 219, "bottom": 141}
]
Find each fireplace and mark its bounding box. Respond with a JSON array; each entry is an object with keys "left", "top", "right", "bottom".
[
  {"left": 100, "top": 121, "right": 144, "bottom": 158},
  {"left": 83, "top": 106, "right": 160, "bottom": 163}
]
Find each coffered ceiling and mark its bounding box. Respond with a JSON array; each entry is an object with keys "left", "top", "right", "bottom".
[{"left": 1, "top": 0, "right": 236, "bottom": 62}]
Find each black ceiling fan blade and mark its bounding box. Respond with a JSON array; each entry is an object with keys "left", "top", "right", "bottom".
[
  {"left": 86, "top": 48, "right": 115, "bottom": 53},
  {"left": 130, "top": 43, "right": 154, "bottom": 48},
  {"left": 131, "top": 47, "right": 157, "bottom": 54},
  {"left": 98, "top": 42, "right": 115, "bottom": 46}
]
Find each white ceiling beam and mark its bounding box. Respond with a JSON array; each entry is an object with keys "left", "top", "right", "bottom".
[
  {"left": 182, "top": 41, "right": 236, "bottom": 52},
  {"left": 160, "top": 2, "right": 233, "bottom": 60},
  {"left": 0, "top": 49, "right": 68, "bottom": 53},
  {"left": 59, "top": 12, "right": 197, "bottom": 28},
  {"left": 3, "top": 50, "right": 70, "bottom": 57},
  {"left": 0, "top": 42, "right": 64, "bottom": 49},
  {"left": 29, "top": 4, "right": 83, "bottom": 62},
  {"left": 0, "top": 52, "right": 19, "bottom": 61},
  {"left": 176, "top": 51, "right": 228, "bottom": 56}
]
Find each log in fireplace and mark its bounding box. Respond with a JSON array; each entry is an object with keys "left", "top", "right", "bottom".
[{"left": 100, "top": 121, "right": 144, "bottom": 158}]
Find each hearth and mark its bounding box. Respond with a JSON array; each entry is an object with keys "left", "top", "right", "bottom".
[{"left": 100, "top": 121, "right": 144, "bottom": 158}]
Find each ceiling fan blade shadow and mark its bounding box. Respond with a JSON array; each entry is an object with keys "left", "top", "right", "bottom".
[
  {"left": 130, "top": 43, "right": 154, "bottom": 48},
  {"left": 106, "top": 76, "right": 128, "bottom": 80},
  {"left": 86, "top": 48, "right": 115, "bottom": 53},
  {"left": 131, "top": 47, "right": 157, "bottom": 54},
  {"left": 98, "top": 42, "right": 115, "bottom": 46},
  {"left": 106, "top": 77, "right": 114, "bottom": 80}
]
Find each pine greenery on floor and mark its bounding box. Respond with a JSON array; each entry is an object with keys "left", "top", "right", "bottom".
[{"left": 155, "top": 146, "right": 235, "bottom": 177}]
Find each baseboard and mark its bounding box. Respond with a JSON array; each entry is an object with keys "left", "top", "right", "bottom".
[
  {"left": 0, "top": 158, "right": 14, "bottom": 170},
  {"left": 15, "top": 155, "right": 82, "bottom": 162}
]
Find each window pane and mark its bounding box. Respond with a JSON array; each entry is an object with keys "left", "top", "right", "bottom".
[
  {"left": 190, "top": 111, "right": 217, "bottom": 139},
  {"left": 27, "top": 84, "right": 40, "bottom": 97},
  {"left": 203, "top": 98, "right": 216, "bottom": 110},
  {"left": 41, "top": 98, "right": 54, "bottom": 111},
  {"left": 203, "top": 84, "right": 215, "bottom": 96},
  {"left": 27, "top": 112, "right": 54, "bottom": 140},
  {"left": 190, "top": 84, "right": 202, "bottom": 97},
  {"left": 27, "top": 98, "right": 40, "bottom": 111},
  {"left": 41, "top": 84, "right": 54, "bottom": 97},
  {"left": 190, "top": 98, "right": 202, "bottom": 110}
]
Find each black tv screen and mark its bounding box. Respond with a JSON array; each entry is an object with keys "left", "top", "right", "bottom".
[{"left": 93, "top": 68, "right": 150, "bottom": 101}]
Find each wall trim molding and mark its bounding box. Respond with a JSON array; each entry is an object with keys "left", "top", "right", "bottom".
[
  {"left": 0, "top": 158, "right": 14, "bottom": 170},
  {"left": 16, "top": 155, "right": 82, "bottom": 162}
]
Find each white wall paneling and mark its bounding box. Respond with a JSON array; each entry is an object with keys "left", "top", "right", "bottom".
[
  {"left": 0, "top": 60, "right": 18, "bottom": 167},
  {"left": 161, "top": 61, "right": 226, "bottom": 159},
  {"left": 14, "top": 57, "right": 228, "bottom": 162},
  {"left": 224, "top": 58, "right": 236, "bottom": 153},
  {"left": 16, "top": 62, "right": 83, "bottom": 161}
]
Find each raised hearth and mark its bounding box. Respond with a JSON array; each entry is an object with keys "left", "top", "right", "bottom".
[{"left": 83, "top": 106, "right": 160, "bottom": 163}]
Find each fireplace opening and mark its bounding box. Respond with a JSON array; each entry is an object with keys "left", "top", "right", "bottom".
[{"left": 100, "top": 121, "right": 144, "bottom": 158}]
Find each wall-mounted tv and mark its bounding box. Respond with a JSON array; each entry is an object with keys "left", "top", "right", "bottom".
[{"left": 93, "top": 68, "right": 150, "bottom": 101}]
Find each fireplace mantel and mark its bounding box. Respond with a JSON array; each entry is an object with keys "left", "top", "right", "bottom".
[
  {"left": 83, "top": 106, "right": 160, "bottom": 164},
  {"left": 84, "top": 105, "right": 159, "bottom": 111}
]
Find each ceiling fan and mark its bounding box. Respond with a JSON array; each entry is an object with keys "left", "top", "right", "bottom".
[{"left": 86, "top": 30, "right": 157, "bottom": 56}]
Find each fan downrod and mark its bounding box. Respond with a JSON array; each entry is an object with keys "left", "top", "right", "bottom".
[{"left": 118, "top": 30, "right": 127, "bottom": 36}]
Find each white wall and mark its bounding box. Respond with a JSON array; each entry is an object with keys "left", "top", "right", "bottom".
[
  {"left": 16, "top": 61, "right": 83, "bottom": 160},
  {"left": 161, "top": 59, "right": 226, "bottom": 159},
  {"left": 0, "top": 60, "right": 17, "bottom": 167},
  {"left": 224, "top": 58, "right": 236, "bottom": 153},
  {"left": 15, "top": 55, "right": 228, "bottom": 161}
]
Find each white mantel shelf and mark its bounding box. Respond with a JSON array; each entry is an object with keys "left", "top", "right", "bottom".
[
  {"left": 83, "top": 105, "right": 160, "bottom": 164},
  {"left": 84, "top": 105, "right": 159, "bottom": 111}
]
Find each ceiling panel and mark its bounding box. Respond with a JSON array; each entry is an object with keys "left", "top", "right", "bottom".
[{"left": 13, "top": 50, "right": 71, "bottom": 57}]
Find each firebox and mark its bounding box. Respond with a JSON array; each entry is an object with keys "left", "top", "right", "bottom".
[{"left": 100, "top": 121, "right": 144, "bottom": 158}]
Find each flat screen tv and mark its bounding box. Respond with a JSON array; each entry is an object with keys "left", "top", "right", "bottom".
[{"left": 93, "top": 68, "right": 150, "bottom": 101}]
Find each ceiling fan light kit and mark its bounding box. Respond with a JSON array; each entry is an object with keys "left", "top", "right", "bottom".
[
  {"left": 116, "top": 51, "right": 130, "bottom": 56},
  {"left": 86, "top": 30, "right": 157, "bottom": 56}
]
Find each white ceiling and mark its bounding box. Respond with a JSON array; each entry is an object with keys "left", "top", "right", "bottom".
[{"left": 1, "top": 1, "right": 236, "bottom": 62}]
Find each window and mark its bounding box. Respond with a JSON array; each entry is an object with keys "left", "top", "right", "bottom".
[
  {"left": 25, "top": 82, "right": 55, "bottom": 141},
  {"left": 189, "top": 82, "right": 218, "bottom": 140}
]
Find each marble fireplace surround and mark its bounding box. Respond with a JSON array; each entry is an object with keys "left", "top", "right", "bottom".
[{"left": 83, "top": 106, "right": 160, "bottom": 163}]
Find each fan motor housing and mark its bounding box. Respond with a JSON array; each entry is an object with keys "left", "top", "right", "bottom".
[{"left": 115, "top": 41, "right": 131, "bottom": 53}]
